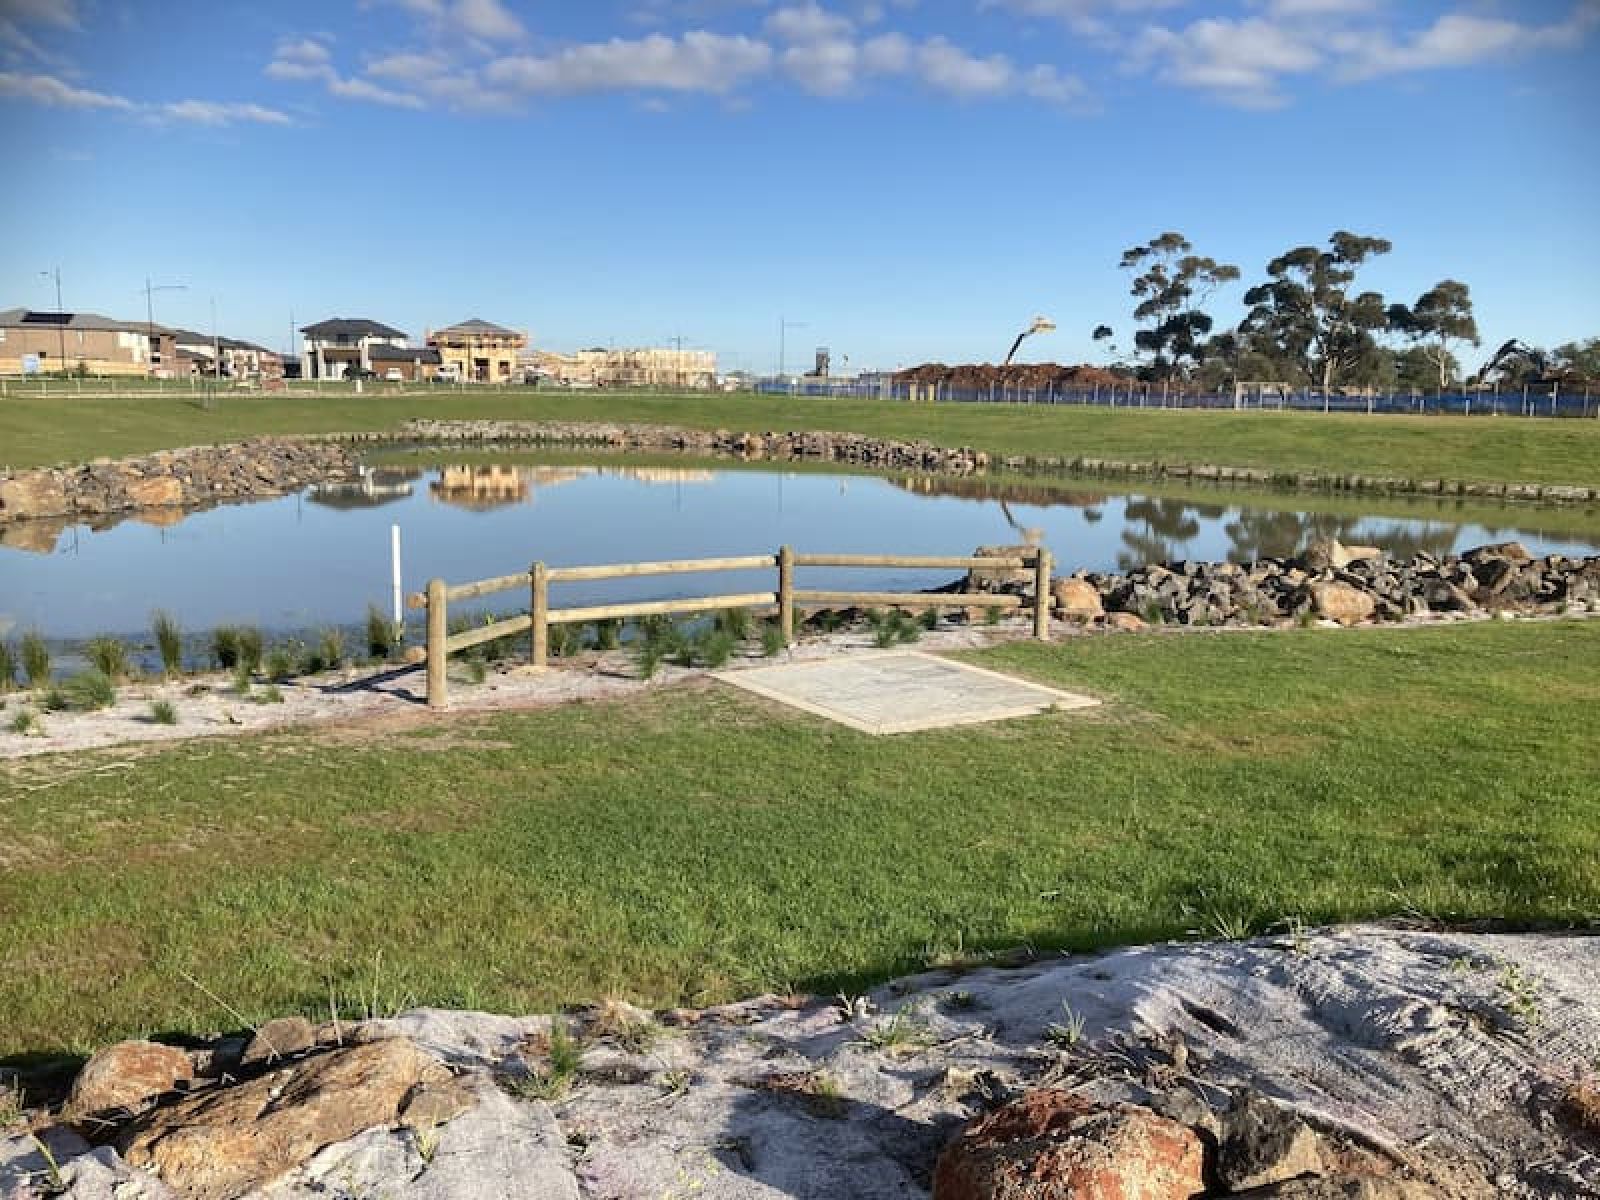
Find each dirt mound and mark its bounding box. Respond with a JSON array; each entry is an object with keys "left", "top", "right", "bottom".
[{"left": 894, "top": 362, "right": 1129, "bottom": 390}]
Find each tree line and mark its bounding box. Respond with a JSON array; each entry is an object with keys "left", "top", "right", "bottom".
[{"left": 1094, "top": 231, "right": 1598, "bottom": 393}]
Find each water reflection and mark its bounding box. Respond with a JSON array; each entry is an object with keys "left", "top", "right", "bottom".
[{"left": 2, "top": 460, "right": 1596, "bottom": 639}]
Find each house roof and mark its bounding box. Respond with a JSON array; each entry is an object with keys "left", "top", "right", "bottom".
[
  {"left": 367, "top": 344, "right": 442, "bottom": 363},
  {"left": 431, "top": 318, "right": 522, "bottom": 338},
  {"left": 170, "top": 329, "right": 276, "bottom": 353},
  {"left": 300, "top": 317, "right": 407, "bottom": 340},
  {"left": 0, "top": 307, "right": 173, "bottom": 334}
]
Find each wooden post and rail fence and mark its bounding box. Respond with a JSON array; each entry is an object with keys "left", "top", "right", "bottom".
[{"left": 406, "top": 546, "right": 1052, "bottom": 710}]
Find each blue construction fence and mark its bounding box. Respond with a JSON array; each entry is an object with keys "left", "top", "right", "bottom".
[{"left": 754, "top": 378, "right": 1597, "bottom": 418}]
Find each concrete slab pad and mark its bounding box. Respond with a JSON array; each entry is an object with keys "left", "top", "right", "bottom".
[{"left": 716, "top": 650, "right": 1098, "bottom": 735}]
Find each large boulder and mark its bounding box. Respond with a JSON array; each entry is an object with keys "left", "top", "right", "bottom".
[
  {"left": 65, "top": 1040, "right": 195, "bottom": 1124},
  {"left": 238, "top": 1016, "right": 317, "bottom": 1068},
  {"left": 118, "top": 1037, "right": 467, "bottom": 1200},
  {"left": 0, "top": 472, "right": 69, "bottom": 521},
  {"left": 1231, "top": 1175, "right": 1442, "bottom": 1198},
  {"left": 967, "top": 546, "right": 1037, "bottom": 591},
  {"left": 1309, "top": 582, "right": 1376, "bottom": 626},
  {"left": 1217, "top": 1090, "right": 1323, "bottom": 1191},
  {"left": 1052, "top": 578, "right": 1104, "bottom": 620},
  {"left": 125, "top": 476, "right": 185, "bottom": 508},
  {"left": 932, "top": 1089, "right": 1206, "bottom": 1200}
]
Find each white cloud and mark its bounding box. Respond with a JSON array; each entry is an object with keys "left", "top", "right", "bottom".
[
  {"left": 780, "top": 37, "right": 859, "bottom": 94},
  {"left": 1131, "top": 16, "right": 1319, "bottom": 107},
  {"left": 0, "top": 69, "right": 294, "bottom": 126},
  {"left": 454, "top": 0, "right": 524, "bottom": 41},
  {"left": 0, "top": 0, "right": 80, "bottom": 31},
  {"left": 266, "top": 34, "right": 426, "bottom": 107},
  {"left": 985, "top": 0, "right": 1185, "bottom": 37},
  {"left": 0, "top": 68, "right": 129, "bottom": 108},
  {"left": 915, "top": 36, "right": 1013, "bottom": 96},
  {"left": 161, "top": 99, "right": 294, "bottom": 125},
  {"left": 486, "top": 32, "right": 773, "bottom": 94},
  {"left": 766, "top": 3, "right": 854, "bottom": 43},
  {"left": 1333, "top": 6, "right": 1600, "bottom": 81},
  {"left": 365, "top": 50, "right": 451, "bottom": 81},
  {"left": 328, "top": 74, "right": 426, "bottom": 107}
]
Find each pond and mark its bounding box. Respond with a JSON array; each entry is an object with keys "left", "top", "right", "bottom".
[{"left": 3, "top": 456, "right": 1598, "bottom": 642}]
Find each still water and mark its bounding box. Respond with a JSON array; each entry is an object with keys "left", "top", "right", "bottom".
[{"left": 3, "top": 460, "right": 1598, "bottom": 640}]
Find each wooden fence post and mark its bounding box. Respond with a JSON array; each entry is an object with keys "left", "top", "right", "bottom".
[
  {"left": 426, "top": 577, "right": 447, "bottom": 710},
  {"left": 1033, "top": 549, "right": 1052, "bottom": 641},
  {"left": 530, "top": 561, "right": 549, "bottom": 668},
  {"left": 777, "top": 545, "right": 795, "bottom": 646}
]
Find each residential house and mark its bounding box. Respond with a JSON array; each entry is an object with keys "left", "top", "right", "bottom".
[
  {"left": 0, "top": 308, "right": 176, "bottom": 376},
  {"left": 426, "top": 319, "right": 528, "bottom": 383},
  {"left": 368, "top": 344, "right": 441, "bottom": 381},
  {"left": 299, "top": 318, "right": 408, "bottom": 380},
  {"left": 531, "top": 346, "right": 717, "bottom": 389},
  {"left": 172, "top": 329, "right": 284, "bottom": 381}
]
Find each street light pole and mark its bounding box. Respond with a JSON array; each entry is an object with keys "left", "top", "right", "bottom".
[
  {"left": 140, "top": 277, "right": 187, "bottom": 377},
  {"left": 40, "top": 268, "right": 65, "bottom": 373}
]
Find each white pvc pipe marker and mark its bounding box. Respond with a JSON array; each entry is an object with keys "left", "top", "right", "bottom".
[{"left": 391, "top": 524, "right": 403, "bottom": 630}]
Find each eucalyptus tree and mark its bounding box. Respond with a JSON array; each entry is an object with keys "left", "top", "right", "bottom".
[
  {"left": 1241, "top": 231, "right": 1392, "bottom": 393},
  {"left": 1387, "top": 280, "right": 1479, "bottom": 391},
  {"left": 1118, "top": 232, "right": 1240, "bottom": 381}
]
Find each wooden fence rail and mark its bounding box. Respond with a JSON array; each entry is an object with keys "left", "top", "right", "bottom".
[{"left": 407, "top": 545, "right": 1051, "bottom": 709}]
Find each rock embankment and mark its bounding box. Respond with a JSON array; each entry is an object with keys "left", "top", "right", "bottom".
[
  {"left": 3, "top": 926, "right": 1595, "bottom": 1198},
  {"left": 0, "top": 440, "right": 356, "bottom": 524},
  {"left": 386, "top": 418, "right": 991, "bottom": 474},
  {"left": 1017, "top": 539, "right": 1600, "bottom": 628}
]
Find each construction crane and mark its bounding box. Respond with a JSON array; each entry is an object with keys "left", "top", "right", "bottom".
[{"left": 1003, "top": 315, "right": 1056, "bottom": 367}]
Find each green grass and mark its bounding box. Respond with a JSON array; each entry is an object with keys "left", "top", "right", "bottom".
[
  {"left": 2, "top": 387, "right": 1597, "bottom": 487},
  {"left": 1, "top": 620, "right": 1597, "bottom": 1056}
]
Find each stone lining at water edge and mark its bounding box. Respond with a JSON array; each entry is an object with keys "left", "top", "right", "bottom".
[{"left": 2, "top": 419, "right": 1597, "bottom": 527}]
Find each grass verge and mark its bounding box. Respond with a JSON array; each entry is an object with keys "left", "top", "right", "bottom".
[
  {"left": 0, "top": 619, "right": 1596, "bottom": 1056},
  {"left": 2, "top": 387, "right": 1597, "bottom": 487}
]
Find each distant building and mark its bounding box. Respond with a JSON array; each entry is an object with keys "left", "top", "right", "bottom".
[
  {"left": 171, "top": 330, "right": 283, "bottom": 381},
  {"left": 367, "top": 344, "right": 441, "bottom": 381},
  {"left": 531, "top": 346, "right": 717, "bottom": 389},
  {"left": 300, "top": 317, "right": 408, "bottom": 380},
  {"left": 0, "top": 308, "right": 176, "bottom": 377},
  {"left": 426, "top": 319, "right": 528, "bottom": 384}
]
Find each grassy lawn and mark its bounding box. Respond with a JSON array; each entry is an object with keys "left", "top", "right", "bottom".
[
  {"left": 2, "top": 386, "right": 1598, "bottom": 487},
  {"left": 2, "top": 619, "right": 1596, "bottom": 1057}
]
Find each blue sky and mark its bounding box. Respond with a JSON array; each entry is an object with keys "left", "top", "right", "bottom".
[{"left": 1, "top": 0, "right": 1597, "bottom": 374}]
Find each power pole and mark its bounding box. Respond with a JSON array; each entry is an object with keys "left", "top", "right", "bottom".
[
  {"left": 40, "top": 268, "right": 66, "bottom": 373},
  {"left": 141, "top": 276, "right": 187, "bottom": 377}
]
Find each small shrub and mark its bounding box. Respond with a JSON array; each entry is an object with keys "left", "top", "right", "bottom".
[
  {"left": 760, "top": 622, "right": 786, "bottom": 657},
  {"left": 700, "top": 629, "right": 736, "bottom": 668},
  {"left": 919, "top": 607, "right": 940, "bottom": 631},
  {"left": 634, "top": 640, "right": 664, "bottom": 680},
  {"left": 1139, "top": 600, "right": 1165, "bottom": 626},
  {"left": 40, "top": 686, "right": 69, "bottom": 713},
  {"left": 636, "top": 614, "right": 675, "bottom": 647},
  {"left": 466, "top": 658, "right": 487, "bottom": 684},
  {"left": 715, "top": 607, "right": 751, "bottom": 640},
  {"left": 984, "top": 605, "right": 1003, "bottom": 627},
  {"left": 149, "top": 699, "right": 178, "bottom": 725},
  {"left": 892, "top": 612, "right": 921, "bottom": 644},
  {"left": 8, "top": 708, "right": 37, "bottom": 735},
  {"left": 265, "top": 646, "right": 295, "bottom": 682},
  {"left": 85, "top": 636, "right": 131, "bottom": 681},
  {"left": 152, "top": 610, "right": 183, "bottom": 676},
  {"left": 63, "top": 670, "right": 115, "bottom": 711},
  {"left": 317, "top": 628, "right": 345, "bottom": 671},
  {"left": 547, "top": 623, "right": 582, "bottom": 659},
  {"left": 20, "top": 630, "right": 49, "bottom": 686},
  {"left": 211, "top": 626, "right": 242, "bottom": 670},
  {"left": 0, "top": 640, "right": 15, "bottom": 692},
  {"left": 237, "top": 627, "right": 263, "bottom": 674},
  {"left": 591, "top": 619, "right": 621, "bottom": 651},
  {"left": 872, "top": 620, "right": 899, "bottom": 648},
  {"left": 232, "top": 665, "right": 254, "bottom": 695},
  {"left": 366, "top": 604, "right": 397, "bottom": 660},
  {"left": 251, "top": 684, "right": 285, "bottom": 705},
  {"left": 1044, "top": 1001, "right": 1087, "bottom": 1048}
]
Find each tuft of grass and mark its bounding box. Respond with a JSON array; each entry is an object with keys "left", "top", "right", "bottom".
[
  {"left": 715, "top": 608, "right": 751, "bottom": 641},
  {"left": 316, "top": 628, "right": 345, "bottom": 673},
  {"left": 591, "top": 619, "right": 622, "bottom": 651},
  {"left": 699, "top": 630, "right": 737, "bottom": 669},
  {"left": 85, "top": 636, "right": 131, "bottom": 682},
  {"left": 505, "top": 1019, "right": 583, "bottom": 1103},
  {"left": 265, "top": 646, "right": 295, "bottom": 682},
  {"left": 39, "top": 685, "right": 69, "bottom": 712},
  {"left": 547, "top": 623, "right": 583, "bottom": 659},
  {"left": 232, "top": 665, "right": 254, "bottom": 695},
  {"left": 7, "top": 708, "right": 38, "bottom": 735},
  {"left": 919, "top": 607, "right": 940, "bottom": 631},
  {"left": 249, "top": 683, "right": 285, "bottom": 705},
  {"left": 760, "top": 622, "right": 786, "bottom": 658},
  {"left": 852, "top": 1003, "right": 934, "bottom": 1057},
  {"left": 465, "top": 659, "right": 487, "bottom": 684},
  {"left": 633, "top": 640, "right": 665, "bottom": 680},
  {"left": 366, "top": 604, "right": 397, "bottom": 661},
  {"left": 62, "top": 669, "right": 116, "bottom": 711},
  {"left": 148, "top": 699, "right": 178, "bottom": 726},
  {"left": 238, "top": 627, "right": 263, "bottom": 674},
  {"left": 984, "top": 605, "right": 1003, "bottom": 627},
  {"left": 211, "top": 626, "right": 242, "bottom": 670},
  {"left": 1045, "top": 1000, "right": 1087, "bottom": 1048},
  {"left": 152, "top": 610, "right": 183, "bottom": 676},
  {"left": 0, "top": 640, "right": 15, "bottom": 692},
  {"left": 20, "top": 630, "right": 50, "bottom": 687}
]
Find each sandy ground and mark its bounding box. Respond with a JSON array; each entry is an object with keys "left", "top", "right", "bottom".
[
  {"left": 0, "top": 621, "right": 1029, "bottom": 761},
  {"left": 3, "top": 924, "right": 1597, "bottom": 1198}
]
